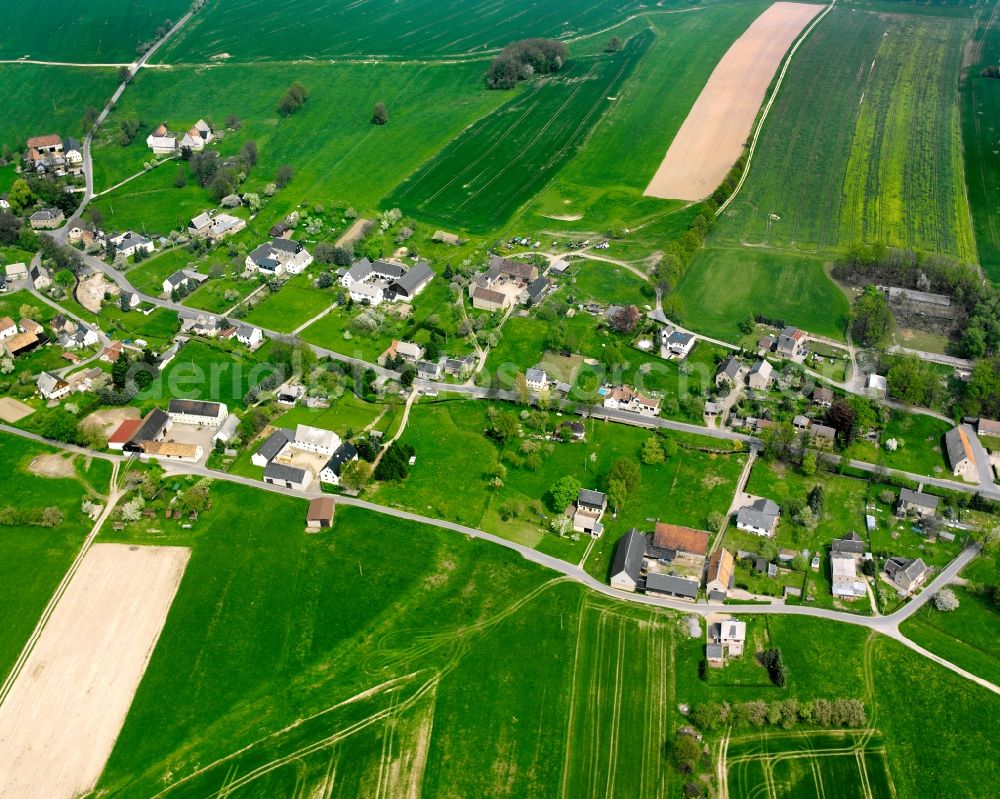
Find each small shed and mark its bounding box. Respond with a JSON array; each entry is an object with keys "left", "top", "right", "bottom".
[{"left": 306, "top": 496, "right": 335, "bottom": 530}]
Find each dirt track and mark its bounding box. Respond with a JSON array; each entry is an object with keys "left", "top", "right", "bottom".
[
  {"left": 644, "top": 2, "right": 823, "bottom": 201},
  {"left": 0, "top": 544, "right": 190, "bottom": 799}
]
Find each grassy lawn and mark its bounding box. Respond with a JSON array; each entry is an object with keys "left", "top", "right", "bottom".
[
  {"left": 374, "top": 398, "right": 745, "bottom": 563},
  {"left": 98, "top": 305, "right": 180, "bottom": 346},
  {"left": 387, "top": 33, "right": 652, "bottom": 233},
  {"left": 183, "top": 275, "right": 260, "bottom": 315},
  {"left": 673, "top": 247, "right": 850, "bottom": 342},
  {"left": 844, "top": 411, "right": 951, "bottom": 478},
  {"left": 569, "top": 259, "right": 654, "bottom": 308},
  {"left": 243, "top": 275, "right": 335, "bottom": 333},
  {"left": 273, "top": 392, "right": 396, "bottom": 439},
  {"left": 125, "top": 248, "right": 200, "bottom": 296},
  {"left": 0, "top": 434, "right": 109, "bottom": 682}
]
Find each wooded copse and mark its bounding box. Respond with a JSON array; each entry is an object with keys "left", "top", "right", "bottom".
[{"left": 485, "top": 38, "right": 568, "bottom": 89}]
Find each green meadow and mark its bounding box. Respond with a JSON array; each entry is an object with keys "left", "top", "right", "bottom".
[
  {"left": 673, "top": 248, "right": 850, "bottom": 341},
  {"left": 0, "top": 434, "right": 109, "bottom": 682},
  {"left": 90, "top": 60, "right": 509, "bottom": 234},
  {"left": 388, "top": 33, "right": 653, "bottom": 233},
  {"left": 157, "top": 0, "right": 646, "bottom": 62},
  {"left": 0, "top": 0, "right": 190, "bottom": 62},
  {"left": 0, "top": 65, "right": 116, "bottom": 150}
]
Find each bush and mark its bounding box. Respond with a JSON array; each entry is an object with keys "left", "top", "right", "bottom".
[
  {"left": 933, "top": 588, "right": 960, "bottom": 612},
  {"left": 761, "top": 648, "right": 788, "bottom": 687},
  {"left": 485, "top": 38, "right": 567, "bottom": 89}
]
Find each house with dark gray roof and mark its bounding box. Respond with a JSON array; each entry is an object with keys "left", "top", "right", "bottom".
[
  {"left": 123, "top": 408, "right": 172, "bottom": 453},
  {"left": 572, "top": 489, "right": 607, "bottom": 537},
  {"left": 386, "top": 261, "right": 434, "bottom": 300},
  {"left": 167, "top": 398, "right": 228, "bottom": 427},
  {"left": 716, "top": 356, "right": 745, "bottom": 388},
  {"left": 736, "top": 498, "right": 780, "bottom": 537},
  {"left": 252, "top": 427, "right": 293, "bottom": 467},
  {"left": 831, "top": 531, "right": 865, "bottom": 559},
  {"left": 944, "top": 426, "right": 978, "bottom": 482},
  {"left": 519, "top": 276, "right": 550, "bottom": 306},
  {"left": 897, "top": 488, "right": 940, "bottom": 518},
  {"left": 610, "top": 529, "right": 647, "bottom": 592},
  {"left": 263, "top": 461, "right": 313, "bottom": 490},
  {"left": 884, "top": 556, "right": 929, "bottom": 593},
  {"left": 319, "top": 442, "right": 360, "bottom": 486},
  {"left": 645, "top": 571, "right": 699, "bottom": 601}
]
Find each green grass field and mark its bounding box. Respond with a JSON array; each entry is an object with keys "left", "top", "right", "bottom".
[
  {"left": 673, "top": 248, "right": 850, "bottom": 341},
  {"left": 157, "top": 0, "right": 647, "bottom": 62},
  {"left": 0, "top": 0, "right": 190, "bottom": 62},
  {"left": 839, "top": 13, "right": 975, "bottom": 261},
  {"left": 0, "top": 65, "right": 116, "bottom": 150},
  {"left": 0, "top": 434, "right": 108, "bottom": 682},
  {"left": 962, "top": 1, "right": 1000, "bottom": 281},
  {"left": 388, "top": 33, "right": 653, "bottom": 233},
  {"left": 91, "top": 60, "right": 509, "bottom": 234},
  {"left": 243, "top": 275, "right": 333, "bottom": 333},
  {"left": 570, "top": 259, "right": 654, "bottom": 307},
  {"left": 844, "top": 411, "right": 951, "bottom": 478},
  {"left": 145, "top": 339, "right": 278, "bottom": 407}
]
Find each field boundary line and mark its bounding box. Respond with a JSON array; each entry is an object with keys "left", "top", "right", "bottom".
[{"left": 716, "top": 0, "right": 837, "bottom": 218}]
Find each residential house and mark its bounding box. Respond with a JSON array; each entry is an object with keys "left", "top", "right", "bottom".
[
  {"left": 146, "top": 123, "right": 177, "bottom": 154},
  {"left": 610, "top": 529, "right": 647, "bottom": 592},
  {"left": 758, "top": 334, "right": 777, "bottom": 354},
  {"left": 519, "top": 276, "right": 551, "bottom": 306},
  {"left": 29, "top": 208, "right": 64, "bottom": 230},
  {"left": 978, "top": 418, "right": 1000, "bottom": 439},
  {"left": 111, "top": 231, "right": 155, "bottom": 258},
  {"left": 62, "top": 325, "right": 99, "bottom": 349},
  {"left": 944, "top": 426, "right": 978, "bottom": 482},
  {"left": 385, "top": 261, "right": 434, "bottom": 301},
  {"left": 236, "top": 323, "right": 263, "bottom": 348},
  {"left": 884, "top": 557, "right": 929, "bottom": 593},
  {"left": 4, "top": 263, "right": 27, "bottom": 283},
  {"left": 19, "top": 318, "right": 43, "bottom": 335},
  {"left": 0, "top": 317, "right": 16, "bottom": 341},
  {"left": 263, "top": 461, "right": 313, "bottom": 491},
  {"left": 812, "top": 386, "right": 834, "bottom": 407},
  {"left": 293, "top": 424, "right": 341, "bottom": 457},
  {"left": 443, "top": 354, "right": 475, "bottom": 379},
  {"left": 349, "top": 280, "right": 384, "bottom": 306},
  {"left": 167, "top": 398, "right": 228, "bottom": 427},
  {"left": 188, "top": 212, "right": 213, "bottom": 236},
  {"left": 558, "top": 420, "right": 585, "bottom": 441},
  {"left": 792, "top": 414, "right": 811, "bottom": 431},
  {"left": 163, "top": 269, "right": 208, "bottom": 296},
  {"left": 525, "top": 367, "right": 549, "bottom": 392},
  {"left": 29, "top": 262, "right": 51, "bottom": 290},
  {"left": 736, "top": 498, "right": 780, "bottom": 537},
  {"left": 63, "top": 138, "right": 83, "bottom": 171},
  {"left": 37, "top": 371, "right": 71, "bottom": 400},
  {"left": 306, "top": 496, "right": 335, "bottom": 530},
  {"left": 490, "top": 255, "right": 538, "bottom": 282},
  {"left": 469, "top": 283, "right": 508, "bottom": 312},
  {"left": 245, "top": 238, "right": 312, "bottom": 276},
  {"left": 120, "top": 291, "right": 140, "bottom": 310},
  {"left": 179, "top": 119, "right": 213, "bottom": 151},
  {"left": 417, "top": 359, "right": 442, "bottom": 380},
  {"left": 866, "top": 373, "right": 888, "bottom": 399},
  {"left": 50, "top": 314, "right": 76, "bottom": 336},
  {"left": 706, "top": 642, "right": 725, "bottom": 667},
  {"left": 139, "top": 441, "right": 203, "bottom": 462},
  {"left": 663, "top": 329, "right": 696, "bottom": 358},
  {"left": 571, "top": 488, "right": 607, "bottom": 537},
  {"left": 715, "top": 356, "right": 745, "bottom": 389},
  {"left": 602, "top": 385, "right": 660, "bottom": 416},
  {"left": 252, "top": 427, "right": 293, "bottom": 467},
  {"left": 651, "top": 523, "right": 710, "bottom": 564},
  {"left": 395, "top": 340, "right": 424, "bottom": 363},
  {"left": 831, "top": 554, "right": 866, "bottom": 599},
  {"left": 4, "top": 330, "right": 41, "bottom": 357},
  {"left": 897, "top": 488, "right": 940, "bottom": 518},
  {"left": 810, "top": 424, "right": 836, "bottom": 448},
  {"left": 319, "top": 442, "right": 360, "bottom": 485},
  {"left": 711, "top": 620, "right": 747, "bottom": 657},
  {"left": 747, "top": 360, "right": 773, "bottom": 390},
  {"left": 776, "top": 326, "right": 806, "bottom": 358},
  {"left": 705, "top": 548, "right": 735, "bottom": 601},
  {"left": 831, "top": 532, "right": 866, "bottom": 559}
]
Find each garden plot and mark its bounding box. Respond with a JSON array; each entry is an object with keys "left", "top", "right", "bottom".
[
  {"left": 0, "top": 544, "right": 190, "bottom": 799},
  {"left": 644, "top": 2, "right": 823, "bottom": 201}
]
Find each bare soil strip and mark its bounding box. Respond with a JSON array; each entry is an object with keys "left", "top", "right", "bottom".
[
  {"left": 644, "top": 2, "right": 824, "bottom": 201},
  {"left": 0, "top": 396, "right": 34, "bottom": 423},
  {"left": 0, "top": 544, "right": 190, "bottom": 799}
]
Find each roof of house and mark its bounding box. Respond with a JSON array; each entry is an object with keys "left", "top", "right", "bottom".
[
  {"left": 718, "top": 356, "right": 743, "bottom": 381},
  {"left": 707, "top": 548, "right": 735, "bottom": 587},
  {"left": 706, "top": 642, "right": 724, "bottom": 659},
  {"left": 607, "top": 385, "right": 658, "bottom": 407},
  {"left": 115, "top": 231, "right": 151, "bottom": 249},
  {"left": 417, "top": 360, "right": 440, "bottom": 377},
  {"left": 190, "top": 212, "right": 212, "bottom": 229},
  {"left": 256, "top": 427, "right": 293, "bottom": 461},
  {"left": 295, "top": 424, "right": 338, "bottom": 450},
  {"left": 577, "top": 488, "right": 606, "bottom": 508},
  {"left": 524, "top": 276, "right": 549, "bottom": 300},
  {"left": 391, "top": 261, "right": 433, "bottom": 295},
  {"left": 813, "top": 386, "right": 834, "bottom": 402},
  {"left": 945, "top": 426, "right": 975, "bottom": 468},
  {"left": 525, "top": 367, "right": 547, "bottom": 384},
  {"left": 831, "top": 532, "right": 865, "bottom": 555},
  {"left": 719, "top": 620, "right": 746, "bottom": 641},
  {"left": 270, "top": 237, "right": 301, "bottom": 254},
  {"left": 749, "top": 360, "right": 773, "bottom": 378},
  {"left": 652, "top": 523, "right": 709, "bottom": 556},
  {"left": 4, "top": 330, "right": 39, "bottom": 354},
  {"left": 812, "top": 424, "right": 836, "bottom": 440},
  {"left": 132, "top": 408, "right": 170, "bottom": 442},
  {"left": 666, "top": 330, "right": 695, "bottom": 346},
  {"left": 645, "top": 572, "right": 699, "bottom": 598},
  {"left": 323, "top": 442, "right": 359, "bottom": 476},
  {"left": 236, "top": 322, "right": 259, "bottom": 339},
  {"left": 779, "top": 326, "right": 804, "bottom": 342},
  {"left": 168, "top": 398, "right": 225, "bottom": 418},
  {"left": 350, "top": 281, "right": 383, "bottom": 299},
  {"left": 141, "top": 441, "right": 200, "bottom": 458},
  {"left": 264, "top": 461, "right": 308, "bottom": 483},
  {"left": 30, "top": 208, "right": 62, "bottom": 221},
  {"left": 490, "top": 255, "right": 536, "bottom": 279},
  {"left": 885, "top": 556, "right": 928, "bottom": 586},
  {"left": 37, "top": 371, "right": 68, "bottom": 394},
  {"left": 978, "top": 418, "right": 1000, "bottom": 437},
  {"left": 610, "top": 529, "right": 646, "bottom": 582},
  {"left": 793, "top": 414, "right": 811, "bottom": 428},
  {"left": 736, "top": 498, "right": 780, "bottom": 531},
  {"left": 108, "top": 418, "right": 142, "bottom": 446},
  {"left": 27, "top": 134, "right": 62, "bottom": 148},
  {"left": 471, "top": 285, "right": 507, "bottom": 305},
  {"left": 899, "top": 488, "right": 940, "bottom": 510},
  {"left": 345, "top": 259, "right": 373, "bottom": 282},
  {"left": 0, "top": 316, "right": 15, "bottom": 330},
  {"left": 370, "top": 259, "right": 406, "bottom": 278},
  {"left": 307, "top": 496, "right": 335, "bottom": 522}
]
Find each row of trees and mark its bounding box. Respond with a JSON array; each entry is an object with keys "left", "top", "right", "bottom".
[
  {"left": 485, "top": 38, "right": 567, "bottom": 89},
  {"left": 0, "top": 505, "right": 64, "bottom": 528},
  {"left": 690, "top": 696, "right": 868, "bottom": 732}
]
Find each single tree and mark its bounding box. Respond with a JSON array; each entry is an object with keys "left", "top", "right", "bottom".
[{"left": 371, "top": 102, "right": 388, "bottom": 125}]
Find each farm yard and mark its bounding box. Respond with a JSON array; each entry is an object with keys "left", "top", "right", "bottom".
[
  {"left": 673, "top": 248, "right": 850, "bottom": 342},
  {"left": 388, "top": 32, "right": 653, "bottom": 232},
  {"left": 155, "top": 0, "right": 646, "bottom": 62}
]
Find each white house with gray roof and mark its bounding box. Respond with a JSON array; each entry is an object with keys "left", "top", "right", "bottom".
[{"left": 736, "top": 498, "right": 780, "bottom": 537}]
